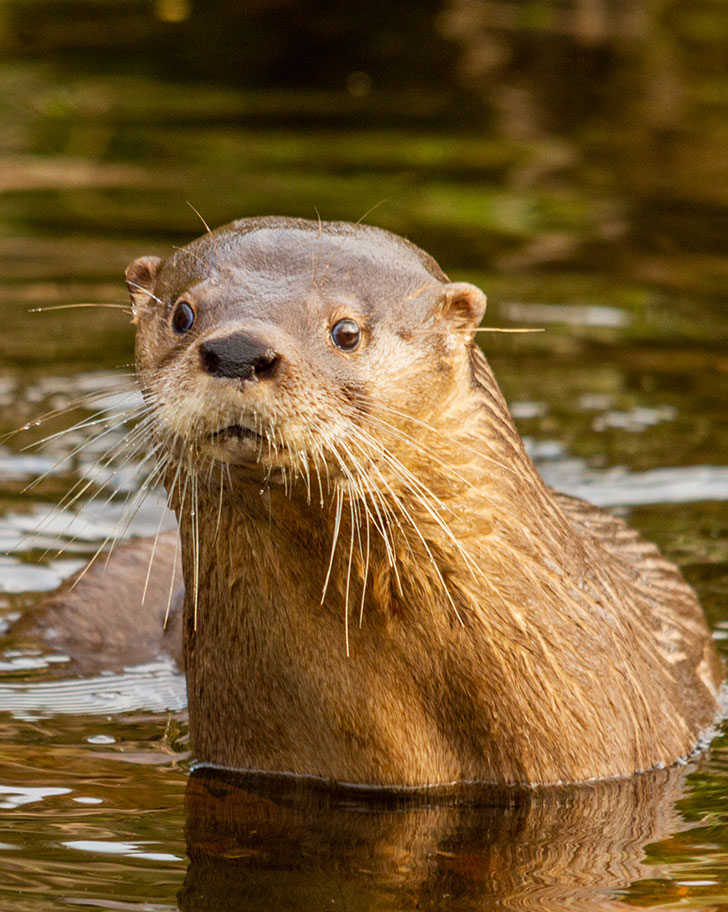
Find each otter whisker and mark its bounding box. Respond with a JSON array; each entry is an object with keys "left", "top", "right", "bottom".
[
  {"left": 342, "top": 431, "right": 465, "bottom": 623},
  {"left": 335, "top": 443, "right": 399, "bottom": 572},
  {"left": 352, "top": 423, "right": 457, "bottom": 520},
  {"left": 48, "top": 415, "right": 149, "bottom": 517},
  {"left": 317, "top": 436, "right": 333, "bottom": 497},
  {"left": 171, "top": 459, "right": 194, "bottom": 624},
  {"left": 346, "top": 491, "right": 372, "bottom": 627},
  {"left": 20, "top": 401, "right": 144, "bottom": 485},
  {"left": 161, "top": 447, "right": 185, "bottom": 514},
  {"left": 101, "top": 448, "right": 170, "bottom": 567},
  {"left": 55, "top": 412, "right": 159, "bottom": 516},
  {"left": 30, "top": 450, "right": 152, "bottom": 563},
  {"left": 321, "top": 484, "right": 344, "bottom": 608},
  {"left": 16, "top": 409, "right": 157, "bottom": 558},
  {"left": 313, "top": 442, "right": 326, "bottom": 507},
  {"left": 163, "top": 530, "right": 181, "bottom": 631},
  {"left": 304, "top": 433, "right": 327, "bottom": 508},
  {"left": 407, "top": 327, "right": 544, "bottom": 335},
  {"left": 363, "top": 485, "right": 399, "bottom": 576},
  {"left": 67, "top": 452, "right": 167, "bottom": 590},
  {"left": 356, "top": 472, "right": 407, "bottom": 596},
  {"left": 376, "top": 402, "right": 530, "bottom": 481},
  {"left": 1, "top": 378, "right": 139, "bottom": 447},
  {"left": 295, "top": 439, "right": 313, "bottom": 504},
  {"left": 186, "top": 202, "right": 224, "bottom": 275},
  {"left": 20, "top": 423, "right": 123, "bottom": 503},
  {"left": 373, "top": 463, "right": 464, "bottom": 625},
  {"left": 28, "top": 302, "right": 134, "bottom": 314},
  {"left": 141, "top": 477, "right": 177, "bottom": 607},
  {"left": 41, "top": 423, "right": 154, "bottom": 552},
  {"left": 127, "top": 280, "right": 166, "bottom": 308},
  {"left": 192, "top": 468, "right": 200, "bottom": 630},
  {"left": 326, "top": 438, "right": 371, "bottom": 521},
  {"left": 329, "top": 436, "right": 406, "bottom": 595},
  {"left": 213, "top": 462, "right": 225, "bottom": 543},
  {"left": 351, "top": 493, "right": 366, "bottom": 565},
  {"left": 344, "top": 495, "right": 357, "bottom": 656},
  {"left": 83, "top": 415, "right": 168, "bottom": 537},
  {"left": 356, "top": 432, "right": 512, "bottom": 623},
  {"left": 355, "top": 199, "right": 388, "bottom": 227},
  {"left": 357, "top": 428, "right": 482, "bottom": 581},
  {"left": 356, "top": 422, "right": 462, "bottom": 519},
  {"left": 359, "top": 506, "right": 371, "bottom": 628},
  {"left": 363, "top": 412, "right": 475, "bottom": 498}
]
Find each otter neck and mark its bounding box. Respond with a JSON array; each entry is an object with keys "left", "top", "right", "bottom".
[
  {"left": 168, "top": 386, "right": 576, "bottom": 783},
  {"left": 174, "top": 467, "right": 472, "bottom": 781}
]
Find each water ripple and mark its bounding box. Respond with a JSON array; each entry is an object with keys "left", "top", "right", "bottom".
[
  {"left": 540, "top": 461, "right": 728, "bottom": 507},
  {"left": 0, "top": 659, "right": 187, "bottom": 720}
]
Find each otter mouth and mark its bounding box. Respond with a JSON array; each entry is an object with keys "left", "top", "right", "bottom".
[{"left": 210, "top": 423, "right": 285, "bottom": 451}]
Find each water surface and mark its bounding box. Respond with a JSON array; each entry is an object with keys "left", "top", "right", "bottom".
[{"left": 1, "top": 3, "right": 728, "bottom": 909}]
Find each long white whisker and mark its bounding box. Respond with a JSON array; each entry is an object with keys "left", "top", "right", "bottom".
[
  {"left": 142, "top": 487, "right": 175, "bottom": 606},
  {"left": 163, "top": 531, "right": 181, "bottom": 631},
  {"left": 192, "top": 464, "right": 200, "bottom": 630},
  {"left": 321, "top": 485, "right": 344, "bottom": 607},
  {"left": 1, "top": 378, "right": 139, "bottom": 447},
  {"left": 359, "top": 506, "right": 371, "bottom": 628},
  {"left": 344, "top": 496, "right": 356, "bottom": 656},
  {"left": 21, "top": 403, "right": 147, "bottom": 493}
]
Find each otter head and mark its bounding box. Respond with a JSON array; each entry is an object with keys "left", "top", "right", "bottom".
[{"left": 125, "top": 217, "right": 486, "bottom": 486}]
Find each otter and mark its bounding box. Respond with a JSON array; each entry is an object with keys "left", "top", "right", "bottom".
[{"left": 19, "top": 216, "right": 723, "bottom": 787}]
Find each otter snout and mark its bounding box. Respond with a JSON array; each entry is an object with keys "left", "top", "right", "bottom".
[{"left": 199, "top": 332, "right": 280, "bottom": 382}]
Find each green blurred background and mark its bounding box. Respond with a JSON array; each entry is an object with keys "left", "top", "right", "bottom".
[{"left": 1, "top": 0, "right": 727, "bottom": 291}]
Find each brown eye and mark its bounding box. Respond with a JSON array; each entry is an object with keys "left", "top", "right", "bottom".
[
  {"left": 172, "top": 300, "right": 195, "bottom": 334},
  {"left": 331, "top": 319, "right": 361, "bottom": 352}
]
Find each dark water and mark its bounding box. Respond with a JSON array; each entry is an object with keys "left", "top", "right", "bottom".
[{"left": 1, "top": 2, "right": 728, "bottom": 909}]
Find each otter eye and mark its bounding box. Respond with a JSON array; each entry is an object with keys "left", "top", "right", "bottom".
[
  {"left": 331, "top": 319, "right": 361, "bottom": 352},
  {"left": 172, "top": 300, "right": 195, "bottom": 334}
]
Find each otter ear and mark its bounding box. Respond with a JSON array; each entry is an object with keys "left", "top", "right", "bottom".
[
  {"left": 437, "top": 282, "right": 487, "bottom": 337},
  {"left": 125, "top": 256, "right": 162, "bottom": 321}
]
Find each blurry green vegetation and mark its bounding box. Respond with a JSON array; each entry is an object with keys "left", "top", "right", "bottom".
[{"left": 1, "top": 0, "right": 727, "bottom": 300}]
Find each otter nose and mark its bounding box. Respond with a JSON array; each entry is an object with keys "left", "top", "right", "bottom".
[{"left": 199, "top": 332, "right": 280, "bottom": 381}]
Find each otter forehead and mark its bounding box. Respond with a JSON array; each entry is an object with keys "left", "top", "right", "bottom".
[{"left": 156, "top": 219, "right": 448, "bottom": 321}]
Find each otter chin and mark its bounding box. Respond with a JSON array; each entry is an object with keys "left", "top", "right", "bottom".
[{"left": 34, "top": 216, "right": 725, "bottom": 788}]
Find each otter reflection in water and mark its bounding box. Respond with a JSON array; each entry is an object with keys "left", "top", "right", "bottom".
[
  {"left": 179, "top": 765, "right": 695, "bottom": 912},
  {"left": 19, "top": 217, "right": 722, "bottom": 787}
]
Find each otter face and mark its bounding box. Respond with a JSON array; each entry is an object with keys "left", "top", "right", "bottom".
[{"left": 126, "top": 217, "right": 486, "bottom": 479}]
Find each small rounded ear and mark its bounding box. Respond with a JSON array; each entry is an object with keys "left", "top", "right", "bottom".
[
  {"left": 437, "top": 282, "right": 487, "bottom": 337},
  {"left": 125, "top": 256, "right": 162, "bottom": 320}
]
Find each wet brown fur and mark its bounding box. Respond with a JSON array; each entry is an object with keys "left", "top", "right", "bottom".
[
  {"left": 25, "top": 217, "right": 723, "bottom": 787},
  {"left": 13, "top": 533, "right": 183, "bottom": 673}
]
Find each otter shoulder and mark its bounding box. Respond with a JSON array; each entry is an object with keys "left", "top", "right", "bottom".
[{"left": 552, "top": 489, "right": 723, "bottom": 697}]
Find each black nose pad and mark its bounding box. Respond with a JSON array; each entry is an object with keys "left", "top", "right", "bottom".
[{"left": 199, "top": 332, "right": 280, "bottom": 381}]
